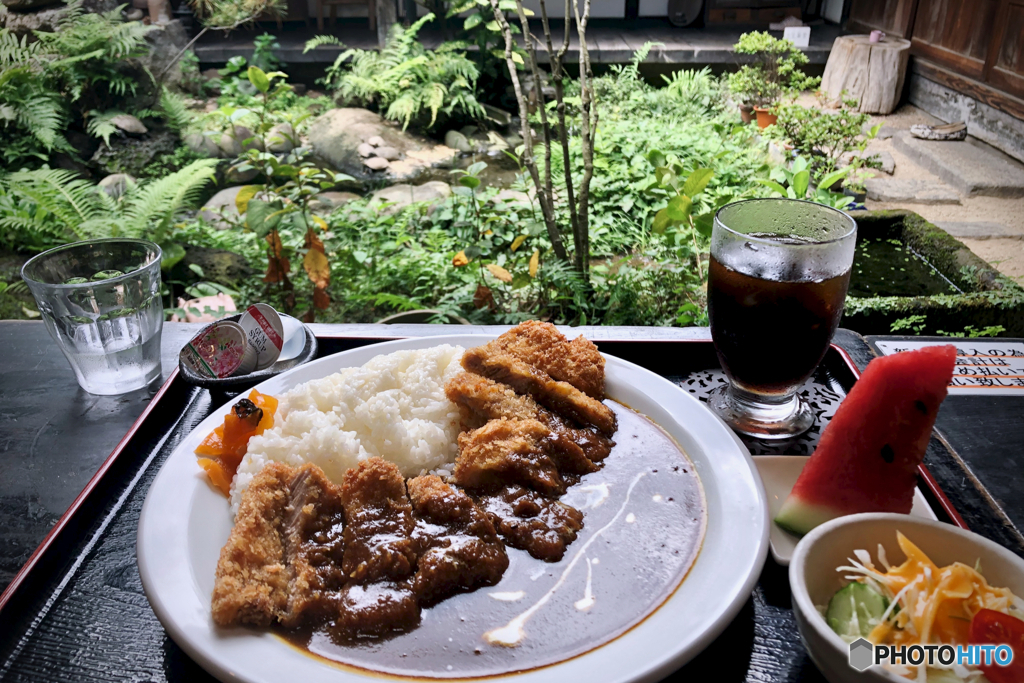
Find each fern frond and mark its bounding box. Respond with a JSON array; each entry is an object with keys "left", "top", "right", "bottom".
[
  {"left": 7, "top": 169, "right": 103, "bottom": 228},
  {"left": 304, "top": 35, "right": 344, "bottom": 52},
  {"left": 158, "top": 87, "right": 193, "bottom": 131}
]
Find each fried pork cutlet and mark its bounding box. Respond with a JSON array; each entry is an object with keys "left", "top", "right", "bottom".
[
  {"left": 340, "top": 458, "right": 418, "bottom": 584},
  {"left": 279, "top": 465, "right": 347, "bottom": 627},
  {"left": 407, "top": 475, "right": 509, "bottom": 604},
  {"left": 491, "top": 320, "right": 606, "bottom": 399},
  {"left": 212, "top": 462, "right": 347, "bottom": 628},
  {"left": 331, "top": 582, "right": 421, "bottom": 640},
  {"left": 477, "top": 485, "right": 584, "bottom": 562},
  {"left": 445, "top": 372, "right": 611, "bottom": 467},
  {"left": 462, "top": 347, "right": 617, "bottom": 437},
  {"left": 454, "top": 418, "right": 566, "bottom": 496}
]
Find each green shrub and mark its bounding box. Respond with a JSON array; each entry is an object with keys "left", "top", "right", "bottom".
[
  {"left": 307, "top": 14, "right": 485, "bottom": 130},
  {"left": 770, "top": 101, "right": 873, "bottom": 175},
  {"left": 726, "top": 32, "right": 818, "bottom": 107}
]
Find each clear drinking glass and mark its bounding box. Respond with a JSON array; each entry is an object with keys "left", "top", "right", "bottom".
[
  {"left": 706, "top": 198, "right": 857, "bottom": 439},
  {"left": 22, "top": 238, "right": 164, "bottom": 395}
]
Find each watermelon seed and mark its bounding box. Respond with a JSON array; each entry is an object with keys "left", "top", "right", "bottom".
[
  {"left": 881, "top": 444, "right": 895, "bottom": 463},
  {"left": 915, "top": 400, "right": 928, "bottom": 415}
]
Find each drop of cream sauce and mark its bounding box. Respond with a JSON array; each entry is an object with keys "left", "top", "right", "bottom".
[
  {"left": 574, "top": 557, "right": 596, "bottom": 612},
  {"left": 488, "top": 591, "right": 526, "bottom": 602},
  {"left": 625, "top": 513, "right": 636, "bottom": 523},
  {"left": 483, "top": 472, "right": 648, "bottom": 647},
  {"left": 652, "top": 494, "right": 663, "bottom": 502}
]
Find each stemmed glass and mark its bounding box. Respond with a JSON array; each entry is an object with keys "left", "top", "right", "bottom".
[{"left": 706, "top": 198, "right": 857, "bottom": 439}]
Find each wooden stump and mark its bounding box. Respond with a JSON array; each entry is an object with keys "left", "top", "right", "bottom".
[{"left": 821, "top": 35, "right": 912, "bottom": 114}]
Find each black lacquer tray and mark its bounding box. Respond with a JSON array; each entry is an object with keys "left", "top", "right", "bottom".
[{"left": 0, "top": 329, "right": 1014, "bottom": 683}]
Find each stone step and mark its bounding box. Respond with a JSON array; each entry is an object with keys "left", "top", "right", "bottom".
[
  {"left": 892, "top": 131, "right": 1024, "bottom": 198},
  {"left": 933, "top": 222, "right": 1024, "bottom": 240},
  {"left": 864, "top": 177, "right": 961, "bottom": 205}
]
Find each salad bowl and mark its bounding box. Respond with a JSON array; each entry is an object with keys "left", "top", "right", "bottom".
[{"left": 789, "top": 513, "right": 1024, "bottom": 683}]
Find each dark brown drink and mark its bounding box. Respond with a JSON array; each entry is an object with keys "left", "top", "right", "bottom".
[{"left": 708, "top": 254, "right": 851, "bottom": 395}]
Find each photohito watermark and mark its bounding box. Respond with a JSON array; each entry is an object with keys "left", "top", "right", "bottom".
[{"left": 848, "top": 638, "right": 1014, "bottom": 672}]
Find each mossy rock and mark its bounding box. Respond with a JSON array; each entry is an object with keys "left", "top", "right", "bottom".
[
  {"left": 91, "top": 129, "right": 179, "bottom": 177},
  {"left": 171, "top": 245, "right": 254, "bottom": 288}
]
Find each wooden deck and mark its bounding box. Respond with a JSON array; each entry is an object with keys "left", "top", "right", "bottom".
[{"left": 194, "top": 19, "right": 842, "bottom": 66}]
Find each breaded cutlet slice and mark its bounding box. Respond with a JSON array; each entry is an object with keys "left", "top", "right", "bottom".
[
  {"left": 453, "top": 418, "right": 565, "bottom": 496},
  {"left": 212, "top": 462, "right": 293, "bottom": 627},
  {"left": 462, "top": 346, "right": 617, "bottom": 437},
  {"left": 445, "top": 371, "right": 611, "bottom": 466},
  {"left": 407, "top": 475, "right": 508, "bottom": 603},
  {"left": 493, "top": 320, "right": 606, "bottom": 399},
  {"left": 340, "top": 458, "right": 418, "bottom": 584}
]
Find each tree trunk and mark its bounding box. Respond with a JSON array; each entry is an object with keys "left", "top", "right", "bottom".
[{"left": 821, "top": 34, "right": 911, "bottom": 114}]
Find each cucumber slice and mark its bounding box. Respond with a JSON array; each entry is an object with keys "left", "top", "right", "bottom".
[{"left": 826, "top": 582, "right": 890, "bottom": 639}]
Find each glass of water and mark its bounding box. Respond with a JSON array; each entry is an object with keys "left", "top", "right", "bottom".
[{"left": 22, "top": 238, "right": 164, "bottom": 395}]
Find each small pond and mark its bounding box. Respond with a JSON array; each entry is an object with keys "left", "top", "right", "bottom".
[{"left": 848, "top": 236, "right": 961, "bottom": 298}]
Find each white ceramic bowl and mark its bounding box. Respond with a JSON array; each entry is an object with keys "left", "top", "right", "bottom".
[{"left": 789, "top": 513, "right": 1024, "bottom": 683}]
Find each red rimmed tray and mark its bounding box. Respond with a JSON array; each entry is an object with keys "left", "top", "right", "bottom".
[{"left": 0, "top": 329, "right": 987, "bottom": 683}]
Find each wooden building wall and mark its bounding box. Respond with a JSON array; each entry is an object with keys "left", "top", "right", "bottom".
[{"left": 847, "top": 0, "right": 1024, "bottom": 119}]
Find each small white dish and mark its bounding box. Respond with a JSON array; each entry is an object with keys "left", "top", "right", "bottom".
[
  {"left": 789, "top": 513, "right": 1024, "bottom": 683},
  {"left": 753, "top": 456, "right": 937, "bottom": 567}
]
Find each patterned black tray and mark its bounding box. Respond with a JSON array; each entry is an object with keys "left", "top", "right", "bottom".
[{"left": 0, "top": 332, "right": 1002, "bottom": 683}]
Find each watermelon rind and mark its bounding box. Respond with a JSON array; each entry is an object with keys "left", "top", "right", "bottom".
[{"left": 774, "top": 497, "right": 842, "bottom": 537}]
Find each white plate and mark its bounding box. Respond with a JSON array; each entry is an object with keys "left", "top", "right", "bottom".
[
  {"left": 137, "top": 335, "right": 769, "bottom": 683},
  {"left": 754, "top": 455, "right": 938, "bottom": 567}
]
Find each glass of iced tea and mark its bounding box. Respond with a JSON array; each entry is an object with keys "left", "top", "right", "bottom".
[{"left": 707, "top": 198, "right": 856, "bottom": 439}]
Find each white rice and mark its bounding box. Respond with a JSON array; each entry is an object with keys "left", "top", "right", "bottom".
[{"left": 231, "top": 344, "right": 465, "bottom": 516}]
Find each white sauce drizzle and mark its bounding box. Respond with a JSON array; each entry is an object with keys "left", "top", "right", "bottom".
[
  {"left": 591, "top": 557, "right": 600, "bottom": 565},
  {"left": 489, "top": 591, "right": 526, "bottom": 602},
  {"left": 574, "top": 483, "right": 611, "bottom": 509},
  {"left": 625, "top": 513, "right": 636, "bottom": 524},
  {"left": 483, "top": 472, "right": 647, "bottom": 647},
  {"left": 529, "top": 568, "right": 546, "bottom": 581},
  {"left": 574, "top": 558, "right": 596, "bottom": 612}
]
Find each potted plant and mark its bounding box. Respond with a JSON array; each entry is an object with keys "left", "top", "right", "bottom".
[{"left": 727, "top": 32, "right": 818, "bottom": 128}]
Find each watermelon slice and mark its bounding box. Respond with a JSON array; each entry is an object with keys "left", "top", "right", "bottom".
[{"left": 774, "top": 344, "right": 957, "bottom": 536}]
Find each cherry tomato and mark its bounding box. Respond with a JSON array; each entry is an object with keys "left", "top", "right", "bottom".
[{"left": 970, "top": 609, "right": 1024, "bottom": 683}]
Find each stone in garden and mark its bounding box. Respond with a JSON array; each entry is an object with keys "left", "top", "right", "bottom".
[
  {"left": 266, "top": 123, "right": 296, "bottom": 153},
  {"left": 125, "top": 8, "right": 143, "bottom": 20},
  {"left": 367, "top": 135, "right": 385, "bottom": 147},
  {"left": 98, "top": 174, "right": 136, "bottom": 198},
  {"left": 357, "top": 143, "right": 375, "bottom": 158},
  {"left": 1, "top": 4, "right": 67, "bottom": 34},
  {"left": 178, "top": 245, "right": 254, "bottom": 284},
  {"left": 491, "top": 189, "right": 531, "bottom": 205},
  {"left": 1, "top": 0, "right": 59, "bottom": 10},
  {"left": 91, "top": 129, "right": 176, "bottom": 177},
  {"left": 218, "top": 133, "right": 243, "bottom": 158},
  {"left": 225, "top": 165, "right": 260, "bottom": 184},
  {"left": 141, "top": 20, "right": 189, "bottom": 87},
  {"left": 364, "top": 156, "right": 390, "bottom": 171},
  {"left": 291, "top": 83, "right": 307, "bottom": 96},
  {"left": 307, "top": 108, "right": 456, "bottom": 183},
  {"left": 864, "top": 177, "right": 960, "bottom": 205},
  {"left": 482, "top": 103, "right": 513, "bottom": 128},
  {"left": 375, "top": 146, "right": 401, "bottom": 161},
  {"left": 370, "top": 181, "right": 451, "bottom": 215},
  {"left": 232, "top": 125, "right": 264, "bottom": 153},
  {"left": 445, "top": 130, "right": 473, "bottom": 153},
  {"left": 201, "top": 68, "right": 221, "bottom": 82},
  {"left": 184, "top": 132, "right": 221, "bottom": 158},
  {"left": 310, "top": 191, "right": 360, "bottom": 214},
  {"left": 933, "top": 221, "right": 1018, "bottom": 240},
  {"left": 110, "top": 114, "right": 148, "bottom": 136},
  {"left": 199, "top": 186, "right": 247, "bottom": 228}
]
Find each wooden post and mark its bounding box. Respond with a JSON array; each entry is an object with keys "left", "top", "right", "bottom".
[
  {"left": 376, "top": 0, "right": 396, "bottom": 47},
  {"left": 821, "top": 34, "right": 912, "bottom": 114}
]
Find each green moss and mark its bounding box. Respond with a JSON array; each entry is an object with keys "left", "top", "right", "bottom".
[{"left": 843, "top": 211, "right": 1024, "bottom": 336}]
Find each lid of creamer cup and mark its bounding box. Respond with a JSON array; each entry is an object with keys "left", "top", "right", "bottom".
[
  {"left": 238, "top": 303, "right": 284, "bottom": 371},
  {"left": 180, "top": 321, "right": 254, "bottom": 379}
]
